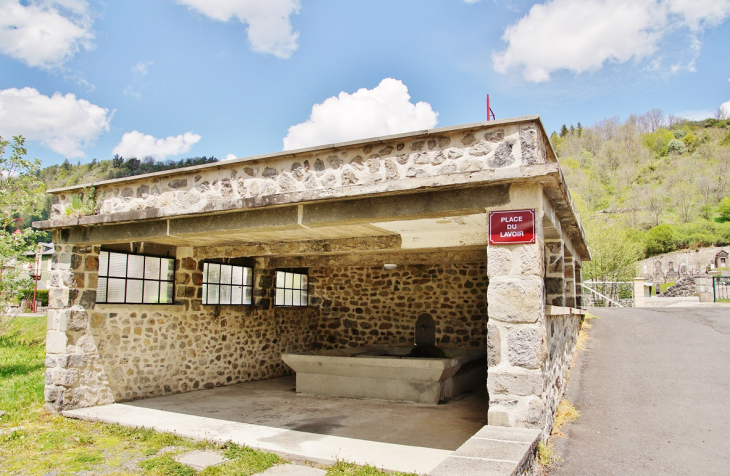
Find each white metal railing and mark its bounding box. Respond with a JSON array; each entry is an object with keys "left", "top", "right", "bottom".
[{"left": 580, "top": 281, "right": 634, "bottom": 307}]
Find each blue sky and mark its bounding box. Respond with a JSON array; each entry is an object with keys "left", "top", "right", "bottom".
[{"left": 1, "top": 0, "right": 729, "bottom": 167}]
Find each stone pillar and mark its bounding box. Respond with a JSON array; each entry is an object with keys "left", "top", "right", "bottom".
[
  {"left": 45, "top": 242, "right": 114, "bottom": 412},
  {"left": 633, "top": 277, "right": 645, "bottom": 307},
  {"left": 695, "top": 276, "right": 714, "bottom": 302},
  {"left": 544, "top": 240, "right": 564, "bottom": 306},
  {"left": 564, "top": 252, "right": 576, "bottom": 308},
  {"left": 487, "top": 236, "right": 546, "bottom": 428},
  {"left": 574, "top": 263, "right": 583, "bottom": 308}
]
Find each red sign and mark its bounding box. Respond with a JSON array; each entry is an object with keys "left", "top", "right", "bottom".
[{"left": 489, "top": 209, "right": 536, "bottom": 245}]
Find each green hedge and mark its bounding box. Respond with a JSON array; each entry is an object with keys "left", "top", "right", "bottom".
[
  {"left": 18, "top": 289, "right": 49, "bottom": 306},
  {"left": 645, "top": 220, "right": 730, "bottom": 257}
]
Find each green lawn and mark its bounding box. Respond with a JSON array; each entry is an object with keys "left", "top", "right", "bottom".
[
  {"left": 0, "top": 315, "right": 414, "bottom": 476},
  {"left": 659, "top": 281, "right": 676, "bottom": 293}
]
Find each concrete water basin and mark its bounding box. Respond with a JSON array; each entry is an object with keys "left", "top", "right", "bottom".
[{"left": 281, "top": 346, "right": 487, "bottom": 404}]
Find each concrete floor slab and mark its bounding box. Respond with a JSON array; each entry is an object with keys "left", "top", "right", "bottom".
[
  {"left": 126, "top": 375, "right": 486, "bottom": 451},
  {"left": 64, "top": 404, "right": 451, "bottom": 474},
  {"left": 62, "top": 375, "right": 488, "bottom": 474}
]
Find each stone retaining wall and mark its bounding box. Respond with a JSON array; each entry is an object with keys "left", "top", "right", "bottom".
[{"left": 541, "top": 310, "right": 581, "bottom": 437}]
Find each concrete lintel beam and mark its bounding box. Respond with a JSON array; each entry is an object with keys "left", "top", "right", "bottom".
[
  {"left": 195, "top": 234, "right": 402, "bottom": 259},
  {"left": 301, "top": 184, "right": 510, "bottom": 228},
  {"left": 54, "top": 183, "right": 511, "bottom": 246}
]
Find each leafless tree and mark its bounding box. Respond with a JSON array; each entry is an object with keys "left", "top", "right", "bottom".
[
  {"left": 644, "top": 108, "right": 666, "bottom": 132},
  {"left": 667, "top": 114, "right": 685, "bottom": 127},
  {"left": 672, "top": 183, "right": 698, "bottom": 224},
  {"left": 637, "top": 185, "right": 668, "bottom": 228},
  {"left": 595, "top": 116, "right": 620, "bottom": 140}
]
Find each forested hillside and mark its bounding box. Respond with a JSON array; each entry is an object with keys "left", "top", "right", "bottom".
[
  {"left": 23, "top": 155, "right": 218, "bottom": 233},
  {"left": 553, "top": 111, "right": 730, "bottom": 281},
  {"left": 39, "top": 155, "right": 219, "bottom": 191}
]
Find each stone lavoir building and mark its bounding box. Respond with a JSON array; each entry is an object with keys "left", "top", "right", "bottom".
[{"left": 35, "top": 115, "right": 589, "bottom": 436}]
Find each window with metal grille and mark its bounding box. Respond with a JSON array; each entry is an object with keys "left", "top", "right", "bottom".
[
  {"left": 202, "top": 262, "right": 253, "bottom": 305},
  {"left": 275, "top": 270, "right": 308, "bottom": 307},
  {"left": 96, "top": 251, "right": 175, "bottom": 304}
]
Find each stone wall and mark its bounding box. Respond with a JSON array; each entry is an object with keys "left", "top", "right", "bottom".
[
  {"left": 46, "top": 246, "right": 489, "bottom": 410},
  {"left": 309, "top": 261, "right": 488, "bottom": 350},
  {"left": 639, "top": 246, "right": 729, "bottom": 284},
  {"left": 540, "top": 310, "right": 581, "bottom": 436},
  {"left": 49, "top": 122, "right": 550, "bottom": 220},
  {"left": 661, "top": 276, "right": 696, "bottom": 297}
]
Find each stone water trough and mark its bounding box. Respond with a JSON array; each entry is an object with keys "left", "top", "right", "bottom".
[
  {"left": 283, "top": 313, "right": 487, "bottom": 405},
  {"left": 281, "top": 346, "right": 487, "bottom": 404}
]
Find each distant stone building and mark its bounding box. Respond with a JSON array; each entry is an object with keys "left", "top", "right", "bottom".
[{"left": 34, "top": 115, "right": 589, "bottom": 436}]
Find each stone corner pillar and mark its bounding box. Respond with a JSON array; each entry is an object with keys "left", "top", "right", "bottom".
[
  {"left": 45, "top": 243, "right": 113, "bottom": 412},
  {"left": 633, "top": 277, "right": 645, "bottom": 307},
  {"left": 486, "top": 239, "right": 546, "bottom": 431}
]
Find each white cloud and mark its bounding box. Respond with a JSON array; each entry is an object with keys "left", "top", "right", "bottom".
[
  {"left": 493, "top": 0, "right": 730, "bottom": 82},
  {"left": 283, "top": 78, "right": 439, "bottom": 151},
  {"left": 225, "top": 153, "right": 237, "bottom": 160},
  {"left": 720, "top": 101, "right": 730, "bottom": 120},
  {"left": 112, "top": 131, "right": 201, "bottom": 159},
  {"left": 132, "top": 61, "right": 152, "bottom": 76},
  {"left": 666, "top": 0, "right": 730, "bottom": 29},
  {"left": 0, "top": 87, "right": 110, "bottom": 158},
  {"left": 123, "top": 86, "right": 141, "bottom": 101},
  {"left": 177, "top": 0, "right": 300, "bottom": 58},
  {"left": 674, "top": 109, "right": 716, "bottom": 121},
  {"left": 0, "top": 0, "right": 94, "bottom": 69}
]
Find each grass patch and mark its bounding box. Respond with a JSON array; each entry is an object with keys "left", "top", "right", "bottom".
[
  {"left": 199, "top": 443, "right": 282, "bottom": 475},
  {"left": 140, "top": 455, "right": 197, "bottom": 475},
  {"left": 659, "top": 281, "right": 676, "bottom": 293},
  {"left": 537, "top": 440, "right": 557, "bottom": 466},
  {"left": 576, "top": 312, "right": 598, "bottom": 351},
  {"left": 551, "top": 399, "right": 580, "bottom": 438},
  {"left": 0, "top": 315, "right": 47, "bottom": 423},
  {"left": 0, "top": 315, "right": 399, "bottom": 476},
  {"left": 326, "top": 460, "right": 417, "bottom": 476}
]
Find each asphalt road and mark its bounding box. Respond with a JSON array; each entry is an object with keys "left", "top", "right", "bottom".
[{"left": 549, "top": 307, "right": 730, "bottom": 476}]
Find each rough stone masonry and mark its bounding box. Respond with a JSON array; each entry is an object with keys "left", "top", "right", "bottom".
[{"left": 36, "top": 115, "right": 590, "bottom": 438}]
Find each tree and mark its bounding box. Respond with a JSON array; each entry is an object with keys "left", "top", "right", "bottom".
[
  {"left": 582, "top": 215, "right": 643, "bottom": 281},
  {"left": 645, "top": 224, "right": 675, "bottom": 255},
  {"left": 0, "top": 136, "right": 45, "bottom": 310},
  {"left": 644, "top": 108, "right": 665, "bottom": 132},
  {"left": 560, "top": 124, "right": 569, "bottom": 137},
  {"left": 717, "top": 196, "right": 730, "bottom": 222}
]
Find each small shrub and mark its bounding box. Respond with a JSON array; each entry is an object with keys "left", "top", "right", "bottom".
[
  {"left": 64, "top": 187, "right": 97, "bottom": 217},
  {"left": 667, "top": 138, "right": 686, "bottom": 154},
  {"left": 18, "top": 289, "right": 49, "bottom": 306},
  {"left": 537, "top": 441, "right": 557, "bottom": 466},
  {"left": 646, "top": 224, "right": 675, "bottom": 255}
]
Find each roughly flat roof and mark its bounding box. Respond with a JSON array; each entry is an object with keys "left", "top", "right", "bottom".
[{"left": 48, "top": 115, "right": 552, "bottom": 194}]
